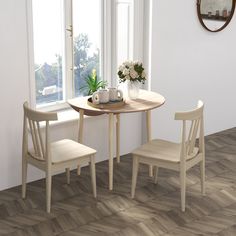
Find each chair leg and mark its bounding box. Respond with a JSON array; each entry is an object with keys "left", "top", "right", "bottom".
[
  {"left": 90, "top": 155, "right": 97, "bottom": 198},
  {"left": 66, "top": 168, "right": 70, "bottom": 184},
  {"left": 154, "top": 166, "right": 159, "bottom": 184},
  {"left": 46, "top": 171, "right": 52, "bottom": 213},
  {"left": 77, "top": 165, "right": 81, "bottom": 175},
  {"left": 200, "top": 159, "right": 205, "bottom": 195},
  {"left": 22, "top": 158, "right": 28, "bottom": 199},
  {"left": 149, "top": 165, "right": 153, "bottom": 177},
  {"left": 131, "top": 156, "right": 139, "bottom": 198},
  {"left": 180, "top": 169, "right": 186, "bottom": 212}
]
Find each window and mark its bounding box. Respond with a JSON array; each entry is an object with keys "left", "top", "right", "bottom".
[
  {"left": 32, "top": 0, "right": 64, "bottom": 106},
  {"left": 28, "top": 0, "right": 143, "bottom": 110},
  {"left": 72, "top": 0, "right": 101, "bottom": 97}
]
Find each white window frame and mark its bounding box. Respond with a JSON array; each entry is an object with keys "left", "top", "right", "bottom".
[{"left": 26, "top": 0, "right": 144, "bottom": 112}]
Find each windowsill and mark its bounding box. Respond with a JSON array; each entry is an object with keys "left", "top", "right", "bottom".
[
  {"left": 50, "top": 108, "right": 80, "bottom": 126},
  {"left": 48, "top": 107, "right": 106, "bottom": 127}
]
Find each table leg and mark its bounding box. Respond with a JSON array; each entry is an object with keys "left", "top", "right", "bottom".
[
  {"left": 116, "top": 114, "right": 120, "bottom": 163},
  {"left": 109, "top": 113, "right": 114, "bottom": 190},
  {"left": 77, "top": 109, "right": 84, "bottom": 175},
  {"left": 146, "top": 110, "right": 153, "bottom": 177}
]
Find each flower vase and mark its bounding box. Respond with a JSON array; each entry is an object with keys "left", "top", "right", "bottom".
[{"left": 127, "top": 80, "right": 140, "bottom": 99}]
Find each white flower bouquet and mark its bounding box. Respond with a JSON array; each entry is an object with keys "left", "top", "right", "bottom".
[{"left": 117, "top": 60, "right": 146, "bottom": 84}]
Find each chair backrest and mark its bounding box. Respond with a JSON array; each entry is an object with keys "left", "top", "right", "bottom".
[
  {"left": 175, "top": 101, "right": 204, "bottom": 160},
  {"left": 22, "top": 102, "right": 58, "bottom": 161}
]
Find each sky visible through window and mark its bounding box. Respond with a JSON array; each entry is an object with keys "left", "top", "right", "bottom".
[
  {"left": 73, "top": 0, "right": 100, "bottom": 58},
  {"left": 32, "top": 0, "right": 100, "bottom": 64},
  {"left": 32, "top": 0, "right": 63, "bottom": 64}
]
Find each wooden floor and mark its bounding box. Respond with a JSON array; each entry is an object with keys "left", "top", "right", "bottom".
[{"left": 0, "top": 128, "right": 236, "bottom": 236}]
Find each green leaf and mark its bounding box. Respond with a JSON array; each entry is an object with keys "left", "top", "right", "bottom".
[{"left": 79, "top": 69, "right": 107, "bottom": 95}]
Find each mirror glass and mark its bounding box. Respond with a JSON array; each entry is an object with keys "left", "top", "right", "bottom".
[{"left": 198, "top": 0, "right": 235, "bottom": 32}]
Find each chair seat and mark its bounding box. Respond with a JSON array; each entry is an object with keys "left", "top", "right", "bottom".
[
  {"left": 132, "top": 139, "right": 199, "bottom": 163},
  {"left": 29, "top": 139, "right": 96, "bottom": 164},
  {"left": 50, "top": 139, "right": 96, "bottom": 164}
]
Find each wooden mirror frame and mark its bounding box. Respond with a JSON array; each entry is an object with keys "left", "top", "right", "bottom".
[{"left": 197, "top": 0, "right": 236, "bottom": 32}]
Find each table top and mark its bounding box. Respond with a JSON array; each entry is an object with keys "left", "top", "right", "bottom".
[{"left": 68, "top": 89, "right": 165, "bottom": 116}]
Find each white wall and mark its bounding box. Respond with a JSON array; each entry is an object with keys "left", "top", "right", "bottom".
[
  {"left": 148, "top": 0, "right": 236, "bottom": 142},
  {"left": 0, "top": 0, "right": 142, "bottom": 191},
  {"left": 0, "top": 0, "right": 30, "bottom": 190}
]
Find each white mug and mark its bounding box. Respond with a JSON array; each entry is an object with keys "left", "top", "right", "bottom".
[
  {"left": 92, "top": 89, "right": 109, "bottom": 104},
  {"left": 109, "top": 88, "right": 123, "bottom": 101}
]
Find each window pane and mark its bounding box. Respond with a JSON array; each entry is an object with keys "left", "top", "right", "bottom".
[
  {"left": 117, "top": 3, "right": 130, "bottom": 66},
  {"left": 116, "top": 1, "right": 133, "bottom": 86},
  {"left": 32, "top": 0, "right": 64, "bottom": 106},
  {"left": 73, "top": 0, "right": 101, "bottom": 97}
]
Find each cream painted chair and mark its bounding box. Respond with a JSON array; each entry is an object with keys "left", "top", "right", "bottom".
[
  {"left": 22, "top": 102, "right": 97, "bottom": 213},
  {"left": 131, "top": 101, "right": 205, "bottom": 212}
]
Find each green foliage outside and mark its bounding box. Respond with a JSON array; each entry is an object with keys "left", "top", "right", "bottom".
[
  {"left": 73, "top": 34, "right": 100, "bottom": 97},
  {"left": 35, "top": 33, "right": 100, "bottom": 104},
  {"left": 35, "top": 54, "right": 62, "bottom": 97}
]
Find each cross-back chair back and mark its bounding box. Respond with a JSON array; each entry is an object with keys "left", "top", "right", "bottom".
[
  {"left": 175, "top": 101, "right": 204, "bottom": 162},
  {"left": 23, "top": 102, "right": 57, "bottom": 162}
]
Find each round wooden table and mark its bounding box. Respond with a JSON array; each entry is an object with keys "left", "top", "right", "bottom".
[{"left": 68, "top": 89, "right": 165, "bottom": 190}]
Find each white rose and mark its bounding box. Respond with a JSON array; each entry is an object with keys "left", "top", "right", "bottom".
[
  {"left": 130, "top": 69, "right": 138, "bottom": 79},
  {"left": 123, "top": 68, "right": 130, "bottom": 76},
  {"left": 125, "top": 75, "right": 130, "bottom": 80}
]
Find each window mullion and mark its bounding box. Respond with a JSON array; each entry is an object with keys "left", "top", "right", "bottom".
[
  {"left": 115, "top": 0, "right": 134, "bottom": 86},
  {"left": 64, "top": 0, "right": 73, "bottom": 100},
  {"left": 132, "top": 0, "right": 144, "bottom": 61},
  {"left": 26, "top": 0, "right": 36, "bottom": 108},
  {"left": 103, "top": 0, "right": 113, "bottom": 87}
]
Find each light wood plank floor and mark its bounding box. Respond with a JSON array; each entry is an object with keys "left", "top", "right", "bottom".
[{"left": 0, "top": 128, "right": 236, "bottom": 236}]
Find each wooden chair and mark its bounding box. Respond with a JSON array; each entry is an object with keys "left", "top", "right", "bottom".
[
  {"left": 131, "top": 101, "right": 205, "bottom": 212},
  {"left": 22, "top": 102, "right": 97, "bottom": 213}
]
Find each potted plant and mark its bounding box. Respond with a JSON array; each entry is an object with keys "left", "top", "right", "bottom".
[{"left": 80, "top": 69, "right": 107, "bottom": 96}]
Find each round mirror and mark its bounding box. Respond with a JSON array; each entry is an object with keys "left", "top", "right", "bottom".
[{"left": 197, "top": 0, "right": 236, "bottom": 32}]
